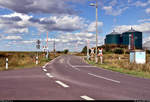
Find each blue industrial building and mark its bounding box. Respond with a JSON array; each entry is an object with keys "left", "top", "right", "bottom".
[
  {"left": 105, "top": 28, "right": 143, "bottom": 49},
  {"left": 105, "top": 30, "right": 122, "bottom": 45}
]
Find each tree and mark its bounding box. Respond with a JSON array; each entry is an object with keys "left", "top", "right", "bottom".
[
  {"left": 64, "top": 49, "right": 69, "bottom": 54},
  {"left": 81, "top": 46, "right": 87, "bottom": 54}
]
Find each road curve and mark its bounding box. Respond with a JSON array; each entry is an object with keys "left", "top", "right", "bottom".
[{"left": 0, "top": 55, "right": 150, "bottom": 100}]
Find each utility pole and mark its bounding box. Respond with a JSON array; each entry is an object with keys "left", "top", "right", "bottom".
[
  {"left": 90, "top": 0, "right": 98, "bottom": 63},
  {"left": 46, "top": 32, "right": 49, "bottom": 59},
  {"left": 95, "top": 0, "right": 98, "bottom": 63},
  {"left": 53, "top": 38, "right": 56, "bottom": 57}
]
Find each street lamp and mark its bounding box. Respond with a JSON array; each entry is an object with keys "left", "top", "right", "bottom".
[{"left": 89, "top": 0, "right": 98, "bottom": 63}]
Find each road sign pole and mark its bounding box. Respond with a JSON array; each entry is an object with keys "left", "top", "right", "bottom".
[
  {"left": 98, "top": 48, "right": 103, "bottom": 64},
  {"left": 36, "top": 40, "right": 40, "bottom": 64},
  {"left": 87, "top": 40, "right": 90, "bottom": 60},
  {"left": 6, "top": 58, "right": 8, "bottom": 70},
  {"left": 36, "top": 54, "right": 38, "bottom": 65}
]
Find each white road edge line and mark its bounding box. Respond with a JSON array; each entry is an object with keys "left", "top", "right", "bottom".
[
  {"left": 67, "top": 58, "right": 75, "bottom": 67},
  {"left": 74, "top": 67, "right": 80, "bottom": 71},
  {"left": 43, "top": 69, "right": 47, "bottom": 72},
  {"left": 55, "top": 81, "right": 69, "bottom": 88},
  {"left": 80, "top": 95, "right": 95, "bottom": 100},
  {"left": 74, "top": 66, "right": 97, "bottom": 68},
  {"left": 88, "top": 73, "right": 120, "bottom": 83},
  {"left": 46, "top": 73, "right": 54, "bottom": 78}
]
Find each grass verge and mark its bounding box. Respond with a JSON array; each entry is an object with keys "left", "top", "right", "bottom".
[
  {"left": 84, "top": 58, "right": 150, "bottom": 79},
  {"left": 0, "top": 52, "right": 61, "bottom": 71}
]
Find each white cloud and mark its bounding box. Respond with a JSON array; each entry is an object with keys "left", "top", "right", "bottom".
[
  {"left": 102, "top": 6, "right": 128, "bottom": 16},
  {"left": 143, "top": 36, "right": 150, "bottom": 50},
  {"left": 43, "top": 32, "right": 104, "bottom": 51},
  {"left": 134, "top": 1, "right": 149, "bottom": 7},
  {"left": 146, "top": 8, "right": 150, "bottom": 14},
  {"left": 2, "top": 12, "right": 32, "bottom": 21},
  {"left": 109, "top": 0, "right": 117, "bottom": 6},
  {"left": 21, "top": 40, "right": 36, "bottom": 44},
  {"left": 87, "top": 21, "right": 103, "bottom": 32},
  {"left": 138, "top": 19, "right": 150, "bottom": 23},
  {"left": 128, "top": 0, "right": 131, "bottom": 3},
  {"left": 5, "top": 36, "right": 22, "bottom": 40},
  {"left": 0, "top": 13, "right": 88, "bottom": 35},
  {"left": 0, "top": 12, "right": 31, "bottom": 34},
  {"left": 114, "top": 22, "right": 150, "bottom": 34}
]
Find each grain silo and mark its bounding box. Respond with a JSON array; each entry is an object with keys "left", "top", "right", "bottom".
[
  {"left": 105, "top": 30, "right": 122, "bottom": 45},
  {"left": 122, "top": 27, "right": 142, "bottom": 49}
]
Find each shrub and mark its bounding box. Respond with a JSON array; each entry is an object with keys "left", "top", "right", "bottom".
[
  {"left": 114, "top": 48, "right": 124, "bottom": 54},
  {"left": 64, "top": 49, "right": 69, "bottom": 54}
]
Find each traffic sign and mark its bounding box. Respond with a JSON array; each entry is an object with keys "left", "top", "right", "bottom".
[
  {"left": 36, "top": 40, "right": 41, "bottom": 45},
  {"left": 36, "top": 45, "right": 40, "bottom": 49}
]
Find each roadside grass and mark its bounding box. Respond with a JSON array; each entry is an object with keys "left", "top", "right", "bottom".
[
  {"left": 0, "top": 52, "right": 62, "bottom": 71},
  {"left": 84, "top": 54, "right": 150, "bottom": 79}
]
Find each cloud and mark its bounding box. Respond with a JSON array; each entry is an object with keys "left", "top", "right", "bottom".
[
  {"left": 114, "top": 22, "right": 150, "bottom": 34},
  {"left": 28, "top": 15, "right": 87, "bottom": 32},
  {"left": 0, "top": 12, "right": 88, "bottom": 35},
  {"left": 87, "top": 21, "right": 103, "bottom": 32},
  {"left": 143, "top": 36, "right": 150, "bottom": 50},
  {"left": 146, "top": 8, "right": 150, "bottom": 14},
  {"left": 102, "top": 6, "right": 128, "bottom": 16},
  {"left": 128, "top": 0, "right": 131, "bottom": 3},
  {"left": 21, "top": 40, "right": 36, "bottom": 44},
  {"left": 4, "top": 36, "right": 22, "bottom": 40},
  {"left": 101, "top": 0, "right": 129, "bottom": 16},
  {"left": 43, "top": 32, "right": 104, "bottom": 51},
  {"left": 0, "top": 13, "right": 31, "bottom": 34},
  {"left": 138, "top": 19, "right": 150, "bottom": 23},
  {"left": 0, "top": 0, "right": 78, "bottom": 15},
  {"left": 0, "top": 16, "right": 22, "bottom": 21},
  {"left": 134, "top": 1, "right": 149, "bottom": 7},
  {"left": 109, "top": 0, "right": 117, "bottom": 6}
]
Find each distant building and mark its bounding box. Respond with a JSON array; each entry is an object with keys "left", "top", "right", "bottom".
[
  {"left": 105, "top": 28, "right": 143, "bottom": 49},
  {"left": 122, "top": 27, "right": 142, "bottom": 49},
  {"left": 105, "top": 30, "right": 122, "bottom": 45}
]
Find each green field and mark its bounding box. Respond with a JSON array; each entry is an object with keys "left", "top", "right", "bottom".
[{"left": 0, "top": 51, "right": 61, "bottom": 71}]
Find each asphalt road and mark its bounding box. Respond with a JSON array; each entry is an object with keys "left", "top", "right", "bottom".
[{"left": 0, "top": 55, "right": 150, "bottom": 100}]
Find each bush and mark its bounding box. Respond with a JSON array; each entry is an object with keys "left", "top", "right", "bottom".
[
  {"left": 81, "top": 46, "right": 87, "bottom": 54},
  {"left": 146, "top": 50, "right": 150, "bottom": 54},
  {"left": 64, "top": 49, "right": 69, "bottom": 54},
  {"left": 113, "top": 48, "right": 124, "bottom": 54}
]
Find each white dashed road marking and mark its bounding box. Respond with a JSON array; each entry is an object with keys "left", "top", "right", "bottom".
[
  {"left": 88, "top": 73, "right": 120, "bottom": 83},
  {"left": 46, "top": 73, "right": 54, "bottom": 78},
  {"left": 73, "top": 67, "right": 80, "bottom": 71},
  {"left": 80, "top": 95, "right": 95, "bottom": 100},
  {"left": 55, "top": 81, "right": 69, "bottom": 88},
  {"left": 43, "top": 69, "right": 47, "bottom": 72}
]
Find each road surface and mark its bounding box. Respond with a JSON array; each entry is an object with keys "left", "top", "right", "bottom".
[{"left": 0, "top": 55, "right": 150, "bottom": 100}]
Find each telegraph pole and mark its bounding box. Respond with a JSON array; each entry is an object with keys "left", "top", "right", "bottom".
[
  {"left": 46, "top": 32, "right": 49, "bottom": 59},
  {"left": 90, "top": 0, "right": 98, "bottom": 63},
  {"left": 95, "top": 0, "right": 98, "bottom": 63},
  {"left": 53, "top": 38, "right": 56, "bottom": 57}
]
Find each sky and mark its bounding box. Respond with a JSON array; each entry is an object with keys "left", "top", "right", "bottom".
[{"left": 0, "top": 0, "right": 150, "bottom": 52}]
